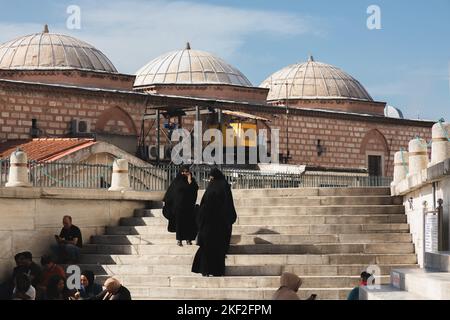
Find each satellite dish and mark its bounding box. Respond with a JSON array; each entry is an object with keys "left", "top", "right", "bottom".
[{"left": 384, "top": 105, "right": 404, "bottom": 119}]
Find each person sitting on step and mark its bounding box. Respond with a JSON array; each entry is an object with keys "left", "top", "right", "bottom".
[
  {"left": 272, "top": 272, "right": 317, "bottom": 300},
  {"left": 73, "top": 270, "right": 103, "bottom": 300},
  {"left": 11, "top": 273, "right": 36, "bottom": 300},
  {"left": 38, "top": 254, "right": 66, "bottom": 299},
  {"left": 51, "top": 215, "right": 83, "bottom": 264},
  {"left": 90, "top": 277, "right": 131, "bottom": 300},
  {"left": 347, "top": 271, "right": 373, "bottom": 300}
]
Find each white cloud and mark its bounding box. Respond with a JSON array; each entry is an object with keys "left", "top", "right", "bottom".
[{"left": 0, "top": 0, "right": 319, "bottom": 75}]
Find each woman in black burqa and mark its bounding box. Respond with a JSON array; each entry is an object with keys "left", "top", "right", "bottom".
[
  {"left": 163, "top": 165, "right": 199, "bottom": 246},
  {"left": 192, "top": 167, "right": 237, "bottom": 277}
]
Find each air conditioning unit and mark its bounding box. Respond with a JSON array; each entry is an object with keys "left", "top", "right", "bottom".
[
  {"left": 71, "top": 119, "right": 91, "bottom": 134},
  {"left": 148, "top": 145, "right": 173, "bottom": 160}
]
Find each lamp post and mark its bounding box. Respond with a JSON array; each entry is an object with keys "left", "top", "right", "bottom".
[{"left": 285, "top": 82, "right": 290, "bottom": 163}]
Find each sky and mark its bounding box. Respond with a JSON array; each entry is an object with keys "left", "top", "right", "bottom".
[{"left": 0, "top": 0, "right": 448, "bottom": 120}]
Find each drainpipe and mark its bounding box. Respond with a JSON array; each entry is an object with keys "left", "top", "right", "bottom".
[{"left": 432, "top": 182, "right": 437, "bottom": 210}]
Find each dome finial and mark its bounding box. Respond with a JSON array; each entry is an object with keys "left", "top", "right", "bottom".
[
  {"left": 43, "top": 24, "right": 49, "bottom": 33},
  {"left": 186, "top": 42, "right": 191, "bottom": 50},
  {"left": 308, "top": 54, "right": 314, "bottom": 62}
]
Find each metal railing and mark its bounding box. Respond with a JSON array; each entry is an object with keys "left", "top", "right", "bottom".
[{"left": 0, "top": 159, "right": 392, "bottom": 190}]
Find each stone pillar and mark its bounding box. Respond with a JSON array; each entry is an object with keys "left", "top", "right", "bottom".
[
  {"left": 393, "top": 150, "right": 409, "bottom": 184},
  {"left": 408, "top": 138, "right": 428, "bottom": 176},
  {"left": 108, "top": 159, "right": 131, "bottom": 191},
  {"left": 5, "top": 149, "right": 31, "bottom": 187},
  {"left": 430, "top": 121, "right": 449, "bottom": 166}
]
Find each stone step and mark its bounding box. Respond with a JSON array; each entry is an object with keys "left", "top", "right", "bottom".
[
  {"left": 79, "top": 253, "right": 417, "bottom": 266},
  {"left": 90, "top": 233, "right": 412, "bottom": 245},
  {"left": 234, "top": 196, "right": 401, "bottom": 207},
  {"left": 390, "top": 268, "right": 450, "bottom": 299},
  {"left": 106, "top": 223, "right": 410, "bottom": 236},
  {"left": 119, "top": 215, "right": 407, "bottom": 227},
  {"left": 360, "top": 285, "right": 429, "bottom": 300},
  {"left": 228, "top": 187, "right": 391, "bottom": 198},
  {"left": 125, "top": 286, "right": 353, "bottom": 300},
  {"left": 92, "top": 274, "right": 391, "bottom": 289},
  {"left": 81, "top": 242, "right": 415, "bottom": 255},
  {"left": 134, "top": 206, "right": 405, "bottom": 218},
  {"left": 234, "top": 205, "right": 405, "bottom": 216}
]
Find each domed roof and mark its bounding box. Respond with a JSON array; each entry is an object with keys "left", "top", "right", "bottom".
[
  {"left": 260, "top": 56, "right": 373, "bottom": 101},
  {"left": 384, "top": 105, "right": 404, "bottom": 119},
  {"left": 134, "top": 43, "right": 252, "bottom": 87},
  {"left": 0, "top": 25, "right": 118, "bottom": 73}
]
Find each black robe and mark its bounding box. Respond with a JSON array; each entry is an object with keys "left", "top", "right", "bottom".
[
  {"left": 191, "top": 178, "right": 237, "bottom": 276},
  {"left": 163, "top": 174, "right": 199, "bottom": 241}
]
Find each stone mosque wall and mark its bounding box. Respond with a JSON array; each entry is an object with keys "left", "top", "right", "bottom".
[{"left": 0, "top": 80, "right": 433, "bottom": 176}]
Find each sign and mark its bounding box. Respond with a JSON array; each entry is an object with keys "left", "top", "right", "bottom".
[
  {"left": 425, "top": 214, "right": 439, "bottom": 252},
  {"left": 391, "top": 271, "right": 401, "bottom": 289}
]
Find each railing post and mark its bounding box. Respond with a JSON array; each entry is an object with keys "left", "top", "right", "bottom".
[
  {"left": 437, "top": 198, "right": 445, "bottom": 251},
  {"left": 6, "top": 149, "right": 31, "bottom": 188}
]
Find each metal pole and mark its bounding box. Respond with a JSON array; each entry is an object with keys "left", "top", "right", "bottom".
[
  {"left": 156, "top": 109, "right": 160, "bottom": 164},
  {"left": 195, "top": 106, "right": 201, "bottom": 165},
  {"left": 285, "top": 82, "right": 290, "bottom": 163}
]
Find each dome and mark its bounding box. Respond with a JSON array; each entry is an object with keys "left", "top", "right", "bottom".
[
  {"left": 134, "top": 43, "right": 252, "bottom": 87},
  {"left": 260, "top": 56, "right": 373, "bottom": 102},
  {"left": 0, "top": 25, "right": 118, "bottom": 73},
  {"left": 384, "top": 105, "right": 404, "bottom": 119}
]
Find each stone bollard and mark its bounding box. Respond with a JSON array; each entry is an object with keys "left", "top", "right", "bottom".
[
  {"left": 108, "top": 159, "right": 131, "bottom": 191},
  {"left": 430, "top": 121, "right": 449, "bottom": 165},
  {"left": 393, "top": 150, "right": 409, "bottom": 184},
  {"left": 5, "top": 149, "right": 31, "bottom": 187},
  {"left": 408, "top": 138, "right": 428, "bottom": 176}
]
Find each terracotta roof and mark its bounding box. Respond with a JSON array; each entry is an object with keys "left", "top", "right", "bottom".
[{"left": 0, "top": 138, "right": 96, "bottom": 161}]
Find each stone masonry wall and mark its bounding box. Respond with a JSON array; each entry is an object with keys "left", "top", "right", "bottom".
[{"left": 0, "top": 187, "right": 164, "bottom": 282}]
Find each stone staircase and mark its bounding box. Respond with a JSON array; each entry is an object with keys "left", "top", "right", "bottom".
[
  {"left": 79, "top": 187, "right": 418, "bottom": 300},
  {"left": 361, "top": 252, "right": 450, "bottom": 300}
]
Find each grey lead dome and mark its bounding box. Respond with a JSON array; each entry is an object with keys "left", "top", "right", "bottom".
[
  {"left": 134, "top": 43, "right": 252, "bottom": 87},
  {"left": 0, "top": 25, "right": 118, "bottom": 73},
  {"left": 260, "top": 56, "right": 373, "bottom": 101}
]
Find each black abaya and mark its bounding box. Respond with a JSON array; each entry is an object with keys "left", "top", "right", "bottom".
[
  {"left": 191, "top": 176, "right": 237, "bottom": 276},
  {"left": 163, "top": 174, "right": 199, "bottom": 241}
]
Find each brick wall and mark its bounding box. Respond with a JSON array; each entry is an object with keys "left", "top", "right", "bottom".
[{"left": 0, "top": 80, "right": 434, "bottom": 176}]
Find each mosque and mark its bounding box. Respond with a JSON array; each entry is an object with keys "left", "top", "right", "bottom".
[{"left": 0, "top": 25, "right": 434, "bottom": 177}]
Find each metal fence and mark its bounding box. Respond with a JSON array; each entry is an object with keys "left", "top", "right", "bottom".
[{"left": 0, "top": 159, "right": 392, "bottom": 190}]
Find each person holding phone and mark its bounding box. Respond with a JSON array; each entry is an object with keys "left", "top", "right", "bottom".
[
  {"left": 50, "top": 215, "right": 83, "bottom": 264},
  {"left": 272, "top": 272, "right": 317, "bottom": 300}
]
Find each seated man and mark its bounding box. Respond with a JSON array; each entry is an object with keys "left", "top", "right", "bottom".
[
  {"left": 91, "top": 278, "right": 131, "bottom": 300},
  {"left": 12, "top": 252, "right": 42, "bottom": 289},
  {"left": 51, "top": 215, "right": 83, "bottom": 264},
  {"left": 0, "top": 252, "right": 40, "bottom": 300}
]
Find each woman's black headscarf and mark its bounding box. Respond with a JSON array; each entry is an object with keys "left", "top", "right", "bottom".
[
  {"left": 81, "top": 270, "right": 95, "bottom": 288},
  {"left": 209, "top": 167, "right": 225, "bottom": 180}
]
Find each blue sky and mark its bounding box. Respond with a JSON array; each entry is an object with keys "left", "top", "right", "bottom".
[{"left": 0, "top": 0, "right": 448, "bottom": 120}]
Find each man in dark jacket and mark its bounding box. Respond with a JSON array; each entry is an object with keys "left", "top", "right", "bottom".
[
  {"left": 163, "top": 165, "right": 199, "bottom": 246},
  {"left": 91, "top": 278, "right": 131, "bottom": 300},
  {"left": 192, "top": 167, "right": 237, "bottom": 277}
]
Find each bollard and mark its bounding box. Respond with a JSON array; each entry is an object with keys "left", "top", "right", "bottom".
[
  {"left": 393, "top": 150, "right": 409, "bottom": 184},
  {"left": 5, "top": 149, "right": 31, "bottom": 187},
  {"left": 408, "top": 138, "right": 428, "bottom": 176},
  {"left": 430, "top": 122, "right": 449, "bottom": 165},
  {"left": 108, "top": 159, "right": 131, "bottom": 191}
]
